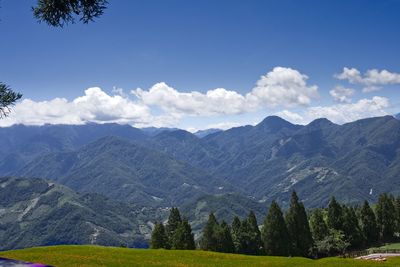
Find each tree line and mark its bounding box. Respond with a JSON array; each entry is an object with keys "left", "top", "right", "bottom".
[{"left": 151, "top": 192, "right": 400, "bottom": 258}]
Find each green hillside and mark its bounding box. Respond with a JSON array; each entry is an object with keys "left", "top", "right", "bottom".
[{"left": 0, "top": 245, "right": 399, "bottom": 267}]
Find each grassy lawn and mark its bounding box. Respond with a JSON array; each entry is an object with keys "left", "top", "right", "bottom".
[{"left": 1, "top": 245, "right": 400, "bottom": 267}]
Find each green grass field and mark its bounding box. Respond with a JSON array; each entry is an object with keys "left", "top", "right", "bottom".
[{"left": 1, "top": 245, "right": 399, "bottom": 267}]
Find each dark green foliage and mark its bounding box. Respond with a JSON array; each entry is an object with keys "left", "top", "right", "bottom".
[
  {"left": 341, "top": 206, "right": 363, "bottom": 249},
  {"left": 33, "top": 0, "right": 108, "bottom": 27},
  {"left": 215, "top": 221, "right": 235, "bottom": 253},
  {"left": 309, "top": 209, "right": 328, "bottom": 242},
  {"left": 285, "top": 191, "right": 313, "bottom": 257},
  {"left": 231, "top": 216, "right": 242, "bottom": 253},
  {"left": 360, "top": 201, "right": 378, "bottom": 246},
  {"left": 0, "top": 83, "right": 22, "bottom": 118},
  {"left": 395, "top": 197, "right": 400, "bottom": 233},
  {"left": 314, "top": 229, "right": 350, "bottom": 257},
  {"left": 200, "top": 213, "right": 219, "bottom": 251},
  {"left": 150, "top": 223, "right": 168, "bottom": 249},
  {"left": 376, "top": 193, "right": 396, "bottom": 242},
  {"left": 171, "top": 219, "right": 195, "bottom": 250},
  {"left": 327, "top": 197, "right": 343, "bottom": 231},
  {"left": 261, "top": 201, "right": 290, "bottom": 256},
  {"left": 245, "top": 211, "right": 263, "bottom": 255},
  {"left": 166, "top": 207, "right": 182, "bottom": 247}
]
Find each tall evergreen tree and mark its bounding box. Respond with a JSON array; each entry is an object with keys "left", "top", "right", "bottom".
[
  {"left": 150, "top": 222, "right": 168, "bottom": 249},
  {"left": 200, "top": 213, "right": 219, "bottom": 251},
  {"left": 216, "top": 221, "right": 235, "bottom": 253},
  {"left": 166, "top": 207, "right": 182, "bottom": 247},
  {"left": 261, "top": 201, "right": 290, "bottom": 256},
  {"left": 341, "top": 206, "right": 363, "bottom": 249},
  {"left": 327, "top": 197, "right": 343, "bottom": 231},
  {"left": 360, "top": 200, "right": 378, "bottom": 246},
  {"left": 246, "top": 211, "right": 263, "bottom": 255},
  {"left": 309, "top": 209, "right": 328, "bottom": 242},
  {"left": 231, "top": 216, "right": 242, "bottom": 253},
  {"left": 172, "top": 219, "right": 195, "bottom": 250},
  {"left": 376, "top": 193, "right": 396, "bottom": 242},
  {"left": 395, "top": 197, "right": 400, "bottom": 233},
  {"left": 285, "top": 191, "right": 314, "bottom": 257}
]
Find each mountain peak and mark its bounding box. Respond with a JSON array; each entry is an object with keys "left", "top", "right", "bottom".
[
  {"left": 307, "top": 118, "right": 336, "bottom": 128},
  {"left": 255, "top": 116, "right": 295, "bottom": 132}
]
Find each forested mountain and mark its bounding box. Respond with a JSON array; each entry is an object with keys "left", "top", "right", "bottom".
[
  {"left": 0, "top": 177, "right": 166, "bottom": 250},
  {"left": 15, "top": 136, "right": 232, "bottom": 207},
  {"left": 2, "top": 115, "right": 400, "bottom": 209}
]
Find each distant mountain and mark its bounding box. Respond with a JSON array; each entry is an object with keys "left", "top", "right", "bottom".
[
  {"left": 194, "top": 128, "right": 222, "bottom": 138},
  {"left": 140, "top": 127, "right": 179, "bottom": 137},
  {"left": 0, "top": 177, "right": 166, "bottom": 250},
  {"left": 0, "top": 123, "right": 145, "bottom": 175},
  {"left": 3, "top": 115, "right": 400, "bottom": 209},
  {"left": 16, "top": 136, "right": 232, "bottom": 206}
]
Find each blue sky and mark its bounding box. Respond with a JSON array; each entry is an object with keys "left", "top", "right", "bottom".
[{"left": 1, "top": 0, "right": 400, "bottom": 130}]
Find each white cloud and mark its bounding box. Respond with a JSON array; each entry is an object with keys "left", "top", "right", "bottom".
[
  {"left": 248, "top": 67, "right": 319, "bottom": 107},
  {"left": 336, "top": 67, "right": 400, "bottom": 92},
  {"left": 329, "top": 86, "right": 355, "bottom": 103},
  {"left": 133, "top": 67, "right": 319, "bottom": 117},
  {"left": 133, "top": 82, "right": 251, "bottom": 116},
  {"left": 275, "top": 96, "right": 390, "bottom": 125},
  {"left": 0, "top": 87, "right": 177, "bottom": 128},
  {"left": 205, "top": 121, "right": 243, "bottom": 130},
  {"left": 275, "top": 110, "right": 306, "bottom": 124},
  {"left": 306, "top": 96, "right": 389, "bottom": 124}
]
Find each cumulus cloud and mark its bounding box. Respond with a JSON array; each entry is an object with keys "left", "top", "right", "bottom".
[
  {"left": 133, "top": 67, "right": 319, "bottom": 117},
  {"left": 329, "top": 86, "right": 355, "bottom": 103},
  {"left": 0, "top": 87, "right": 177, "bottom": 127},
  {"left": 247, "top": 67, "right": 319, "bottom": 107},
  {"left": 275, "top": 96, "right": 390, "bottom": 125},
  {"left": 133, "top": 82, "right": 251, "bottom": 116},
  {"left": 336, "top": 67, "right": 400, "bottom": 92}
]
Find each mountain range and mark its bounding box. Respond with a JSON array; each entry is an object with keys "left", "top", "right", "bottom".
[{"left": 2, "top": 114, "right": 400, "bottom": 249}]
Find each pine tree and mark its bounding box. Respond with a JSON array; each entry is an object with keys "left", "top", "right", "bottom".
[
  {"left": 309, "top": 209, "right": 328, "bottom": 241},
  {"left": 341, "top": 206, "right": 363, "bottom": 249},
  {"left": 327, "top": 197, "right": 343, "bottom": 231},
  {"left": 261, "top": 201, "right": 290, "bottom": 256},
  {"left": 246, "top": 211, "right": 263, "bottom": 255},
  {"left": 172, "top": 219, "right": 195, "bottom": 250},
  {"left": 150, "top": 222, "right": 168, "bottom": 249},
  {"left": 395, "top": 197, "right": 400, "bottom": 233},
  {"left": 285, "top": 191, "right": 314, "bottom": 257},
  {"left": 216, "top": 221, "right": 235, "bottom": 253},
  {"left": 360, "top": 200, "right": 378, "bottom": 246},
  {"left": 376, "top": 193, "right": 396, "bottom": 242},
  {"left": 166, "top": 207, "right": 182, "bottom": 247},
  {"left": 231, "top": 216, "right": 242, "bottom": 253},
  {"left": 200, "top": 213, "right": 219, "bottom": 251}
]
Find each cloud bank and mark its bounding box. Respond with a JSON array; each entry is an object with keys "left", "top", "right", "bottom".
[{"left": 0, "top": 66, "right": 394, "bottom": 129}]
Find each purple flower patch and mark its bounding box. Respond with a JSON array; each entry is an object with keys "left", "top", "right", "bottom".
[{"left": 0, "top": 258, "right": 53, "bottom": 267}]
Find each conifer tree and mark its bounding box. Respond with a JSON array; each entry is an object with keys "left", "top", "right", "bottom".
[
  {"left": 172, "top": 219, "right": 195, "bottom": 250},
  {"left": 285, "top": 191, "right": 314, "bottom": 257},
  {"left": 216, "top": 221, "right": 235, "bottom": 253},
  {"left": 231, "top": 216, "right": 242, "bottom": 253},
  {"left": 395, "top": 197, "right": 400, "bottom": 233},
  {"left": 261, "top": 201, "right": 290, "bottom": 256},
  {"left": 150, "top": 222, "right": 168, "bottom": 249},
  {"left": 309, "top": 209, "right": 328, "bottom": 241},
  {"left": 166, "top": 207, "right": 182, "bottom": 247},
  {"left": 360, "top": 200, "right": 378, "bottom": 246},
  {"left": 246, "top": 211, "right": 263, "bottom": 255},
  {"left": 341, "top": 206, "right": 363, "bottom": 249},
  {"left": 327, "top": 197, "right": 343, "bottom": 231},
  {"left": 376, "top": 193, "right": 396, "bottom": 241},
  {"left": 200, "top": 213, "right": 219, "bottom": 251}
]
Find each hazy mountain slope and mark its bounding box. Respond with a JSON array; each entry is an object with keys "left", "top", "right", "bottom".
[
  {"left": 0, "top": 123, "right": 146, "bottom": 175},
  {"left": 0, "top": 177, "right": 166, "bottom": 250},
  {"left": 16, "top": 136, "right": 231, "bottom": 206}
]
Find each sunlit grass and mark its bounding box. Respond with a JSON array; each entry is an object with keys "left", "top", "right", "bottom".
[{"left": 1, "top": 245, "right": 400, "bottom": 267}]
